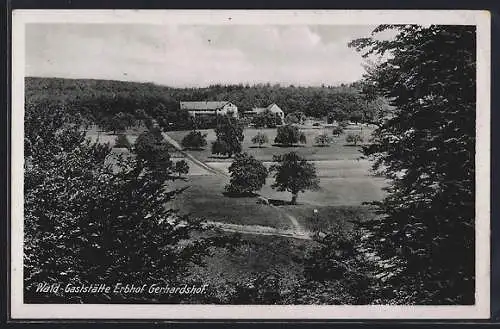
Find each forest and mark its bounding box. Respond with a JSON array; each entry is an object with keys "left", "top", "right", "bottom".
[{"left": 25, "top": 77, "right": 387, "bottom": 131}]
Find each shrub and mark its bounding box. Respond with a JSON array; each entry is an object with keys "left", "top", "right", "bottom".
[
  {"left": 211, "top": 140, "right": 230, "bottom": 157},
  {"left": 332, "top": 126, "right": 344, "bottom": 136},
  {"left": 284, "top": 113, "right": 300, "bottom": 124},
  {"left": 181, "top": 130, "right": 207, "bottom": 150},
  {"left": 314, "top": 133, "right": 331, "bottom": 147},
  {"left": 174, "top": 160, "right": 190, "bottom": 176},
  {"left": 251, "top": 132, "right": 269, "bottom": 147},
  {"left": 114, "top": 134, "right": 131, "bottom": 149},
  {"left": 345, "top": 133, "right": 363, "bottom": 146}
]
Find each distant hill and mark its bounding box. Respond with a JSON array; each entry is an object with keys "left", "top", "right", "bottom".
[{"left": 25, "top": 76, "right": 382, "bottom": 131}]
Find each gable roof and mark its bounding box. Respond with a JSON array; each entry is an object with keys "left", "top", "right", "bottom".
[
  {"left": 180, "top": 101, "right": 232, "bottom": 111},
  {"left": 266, "top": 103, "right": 282, "bottom": 111},
  {"left": 249, "top": 103, "right": 283, "bottom": 113}
]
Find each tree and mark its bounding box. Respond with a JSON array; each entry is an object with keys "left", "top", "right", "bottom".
[
  {"left": 251, "top": 132, "right": 269, "bottom": 148},
  {"left": 252, "top": 110, "right": 280, "bottom": 128},
  {"left": 349, "top": 25, "right": 476, "bottom": 304},
  {"left": 274, "top": 125, "right": 307, "bottom": 146},
  {"left": 133, "top": 127, "right": 173, "bottom": 177},
  {"left": 314, "top": 133, "right": 331, "bottom": 147},
  {"left": 295, "top": 227, "right": 379, "bottom": 305},
  {"left": 332, "top": 126, "right": 344, "bottom": 137},
  {"left": 174, "top": 159, "right": 190, "bottom": 177},
  {"left": 103, "top": 111, "right": 135, "bottom": 134},
  {"left": 181, "top": 130, "right": 207, "bottom": 150},
  {"left": 225, "top": 153, "right": 268, "bottom": 196},
  {"left": 212, "top": 115, "right": 244, "bottom": 157},
  {"left": 24, "top": 102, "right": 209, "bottom": 303},
  {"left": 270, "top": 152, "right": 320, "bottom": 204},
  {"left": 345, "top": 133, "right": 363, "bottom": 146},
  {"left": 211, "top": 140, "right": 230, "bottom": 157},
  {"left": 284, "top": 113, "right": 300, "bottom": 124},
  {"left": 114, "top": 134, "right": 131, "bottom": 149}
]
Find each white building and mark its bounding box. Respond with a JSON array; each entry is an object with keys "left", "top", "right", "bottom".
[
  {"left": 246, "top": 103, "right": 285, "bottom": 124},
  {"left": 180, "top": 101, "right": 238, "bottom": 118}
]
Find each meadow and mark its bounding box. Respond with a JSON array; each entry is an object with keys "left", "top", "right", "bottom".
[
  {"left": 166, "top": 125, "right": 374, "bottom": 162},
  {"left": 167, "top": 125, "right": 386, "bottom": 232},
  {"left": 86, "top": 124, "right": 386, "bottom": 234}
]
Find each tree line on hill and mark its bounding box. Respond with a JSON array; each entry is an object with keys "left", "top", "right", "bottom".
[{"left": 25, "top": 76, "right": 390, "bottom": 132}]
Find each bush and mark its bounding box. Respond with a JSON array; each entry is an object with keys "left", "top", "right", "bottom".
[
  {"left": 332, "top": 126, "right": 344, "bottom": 136},
  {"left": 211, "top": 140, "right": 230, "bottom": 157},
  {"left": 251, "top": 132, "right": 269, "bottom": 147},
  {"left": 225, "top": 153, "right": 268, "bottom": 195},
  {"left": 314, "top": 133, "right": 331, "bottom": 147},
  {"left": 345, "top": 133, "right": 363, "bottom": 146},
  {"left": 274, "top": 125, "right": 306, "bottom": 146},
  {"left": 174, "top": 159, "right": 190, "bottom": 176},
  {"left": 181, "top": 130, "right": 207, "bottom": 150},
  {"left": 284, "top": 113, "right": 300, "bottom": 125},
  {"left": 114, "top": 134, "right": 130, "bottom": 149}
]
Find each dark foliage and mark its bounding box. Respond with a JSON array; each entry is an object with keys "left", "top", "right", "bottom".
[
  {"left": 114, "top": 134, "right": 131, "bottom": 149},
  {"left": 212, "top": 115, "right": 244, "bottom": 158},
  {"left": 349, "top": 25, "right": 476, "bottom": 304},
  {"left": 345, "top": 133, "right": 363, "bottom": 146},
  {"left": 25, "top": 77, "right": 387, "bottom": 133},
  {"left": 181, "top": 130, "right": 208, "bottom": 150},
  {"left": 270, "top": 152, "right": 320, "bottom": 204},
  {"left": 252, "top": 110, "right": 281, "bottom": 128},
  {"left": 225, "top": 153, "right": 268, "bottom": 196},
  {"left": 24, "top": 102, "right": 211, "bottom": 303},
  {"left": 274, "top": 125, "right": 307, "bottom": 146}
]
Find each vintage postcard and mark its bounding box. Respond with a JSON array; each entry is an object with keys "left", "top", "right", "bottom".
[{"left": 10, "top": 10, "right": 490, "bottom": 319}]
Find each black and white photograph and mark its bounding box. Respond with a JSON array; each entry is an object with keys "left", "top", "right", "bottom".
[{"left": 10, "top": 10, "right": 490, "bottom": 319}]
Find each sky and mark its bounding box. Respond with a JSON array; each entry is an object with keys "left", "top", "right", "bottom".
[{"left": 25, "top": 24, "right": 377, "bottom": 87}]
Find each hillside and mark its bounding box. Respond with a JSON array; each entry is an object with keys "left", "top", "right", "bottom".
[{"left": 25, "top": 77, "right": 384, "bottom": 131}]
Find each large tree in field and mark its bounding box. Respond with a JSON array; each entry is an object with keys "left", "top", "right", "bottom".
[
  {"left": 349, "top": 25, "right": 476, "bottom": 304},
  {"left": 270, "top": 152, "right": 319, "bottom": 204},
  {"left": 274, "top": 125, "right": 307, "bottom": 146},
  {"left": 212, "top": 115, "right": 244, "bottom": 157},
  {"left": 24, "top": 102, "right": 209, "bottom": 303},
  {"left": 225, "top": 152, "right": 268, "bottom": 196}
]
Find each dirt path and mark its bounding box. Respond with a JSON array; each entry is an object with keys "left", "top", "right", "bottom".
[
  {"left": 163, "top": 131, "right": 308, "bottom": 238},
  {"left": 162, "top": 132, "right": 229, "bottom": 177},
  {"left": 205, "top": 221, "right": 312, "bottom": 240},
  {"left": 279, "top": 209, "right": 305, "bottom": 234}
]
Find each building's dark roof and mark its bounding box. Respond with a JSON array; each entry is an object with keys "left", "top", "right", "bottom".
[{"left": 180, "top": 101, "right": 232, "bottom": 111}]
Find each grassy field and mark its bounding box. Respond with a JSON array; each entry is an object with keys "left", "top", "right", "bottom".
[
  {"left": 166, "top": 125, "right": 373, "bottom": 162},
  {"left": 204, "top": 160, "right": 386, "bottom": 206},
  {"left": 88, "top": 124, "right": 385, "bottom": 232},
  {"left": 168, "top": 159, "right": 385, "bottom": 229},
  {"left": 169, "top": 175, "right": 293, "bottom": 229}
]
